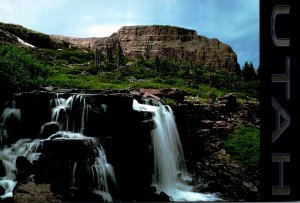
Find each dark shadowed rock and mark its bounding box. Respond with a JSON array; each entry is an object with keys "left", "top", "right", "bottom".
[
  {"left": 40, "top": 121, "right": 60, "bottom": 139},
  {"left": 151, "top": 191, "right": 171, "bottom": 202},
  {"left": 0, "top": 159, "right": 5, "bottom": 177},
  {"left": 42, "top": 137, "right": 100, "bottom": 160},
  {"left": 0, "top": 184, "right": 5, "bottom": 196},
  {"left": 16, "top": 156, "right": 34, "bottom": 181},
  {"left": 217, "top": 93, "right": 238, "bottom": 113}
]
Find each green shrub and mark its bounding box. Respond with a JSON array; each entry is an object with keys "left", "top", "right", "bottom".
[
  {"left": 222, "top": 127, "right": 259, "bottom": 167},
  {"left": 0, "top": 45, "right": 50, "bottom": 91},
  {"left": 162, "top": 97, "right": 177, "bottom": 106},
  {"left": 48, "top": 49, "right": 93, "bottom": 64}
]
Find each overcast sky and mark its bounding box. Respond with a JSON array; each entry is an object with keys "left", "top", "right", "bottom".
[{"left": 0, "top": 0, "right": 259, "bottom": 68}]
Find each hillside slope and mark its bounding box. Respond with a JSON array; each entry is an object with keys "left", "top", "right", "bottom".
[
  {"left": 1, "top": 22, "right": 239, "bottom": 72},
  {"left": 51, "top": 25, "right": 239, "bottom": 72},
  {"left": 0, "top": 22, "right": 66, "bottom": 49}
]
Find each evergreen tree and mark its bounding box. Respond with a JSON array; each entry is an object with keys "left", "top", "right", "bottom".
[
  {"left": 242, "top": 61, "right": 256, "bottom": 81},
  {"left": 117, "top": 41, "right": 124, "bottom": 68}
]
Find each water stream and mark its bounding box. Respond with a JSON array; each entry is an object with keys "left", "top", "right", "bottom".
[
  {"left": 0, "top": 138, "right": 42, "bottom": 199},
  {"left": 0, "top": 99, "right": 21, "bottom": 143},
  {"left": 0, "top": 92, "right": 218, "bottom": 201},
  {"left": 0, "top": 93, "right": 115, "bottom": 201},
  {"left": 50, "top": 94, "right": 90, "bottom": 133},
  {"left": 133, "top": 99, "right": 218, "bottom": 201}
]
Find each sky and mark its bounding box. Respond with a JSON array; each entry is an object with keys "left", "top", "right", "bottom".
[{"left": 0, "top": 0, "right": 259, "bottom": 68}]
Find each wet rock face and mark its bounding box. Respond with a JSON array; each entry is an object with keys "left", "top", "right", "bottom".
[
  {"left": 16, "top": 156, "right": 35, "bottom": 182},
  {"left": 0, "top": 90, "right": 156, "bottom": 202},
  {"left": 40, "top": 121, "right": 59, "bottom": 139},
  {"left": 2, "top": 89, "right": 260, "bottom": 201},
  {"left": 0, "top": 159, "right": 5, "bottom": 177},
  {"left": 42, "top": 137, "right": 100, "bottom": 160}
]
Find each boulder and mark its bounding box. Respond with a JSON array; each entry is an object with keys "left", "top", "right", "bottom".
[
  {"left": 217, "top": 93, "right": 238, "bottom": 113},
  {"left": 16, "top": 156, "right": 34, "bottom": 181},
  {"left": 39, "top": 121, "right": 60, "bottom": 139},
  {"left": 41, "top": 136, "right": 100, "bottom": 160},
  {"left": 0, "top": 159, "right": 5, "bottom": 177}
]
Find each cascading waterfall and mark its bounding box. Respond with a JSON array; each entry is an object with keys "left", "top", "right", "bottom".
[
  {"left": 0, "top": 93, "right": 116, "bottom": 201},
  {"left": 49, "top": 94, "right": 116, "bottom": 201},
  {"left": 0, "top": 99, "right": 21, "bottom": 143},
  {"left": 47, "top": 131, "right": 117, "bottom": 202},
  {"left": 133, "top": 99, "right": 218, "bottom": 201},
  {"left": 0, "top": 131, "right": 117, "bottom": 201},
  {"left": 50, "top": 94, "right": 90, "bottom": 133},
  {"left": 89, "top": 141, "right": 117, "bottom": 201},
  {"left": 48, "top": 94, "right": 116, "bottom": 201},
  {"left": 0, "top": 138, "right": 42, "bottom": 199},
  {"left": 0, "top": 91, "right": 220, "bottom": 201}
]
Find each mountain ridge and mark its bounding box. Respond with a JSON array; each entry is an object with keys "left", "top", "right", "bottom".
[{"left": 0, "top": 22, "right": 239, "bottom": 72}]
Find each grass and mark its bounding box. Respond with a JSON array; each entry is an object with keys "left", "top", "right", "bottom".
[
  {"left": 42, "top": 67, "right": 232, "bottom": 99},
  {"left": 222, "top": 127, "right": 260, "bottom": 167},
  {"left": 43, "top": 73, "right": 126, "bottom": 90},
  {"left": 35, "top": 47, "right": 259, "bottom": 102}
]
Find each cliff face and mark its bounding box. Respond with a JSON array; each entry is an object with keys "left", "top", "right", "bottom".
[
  {"left": 102, "top": 26, "right": 239, "bottom": 72},
  {"left": 0, "top": 22, "right": 239, "bottom": 72},
  {"left": 53, "top": 25, "right": 239, "bottom": 72}
]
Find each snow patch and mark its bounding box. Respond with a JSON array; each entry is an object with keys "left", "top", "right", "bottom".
[{"left": 17, "top": 37, "right": 35, "bottom": 48}]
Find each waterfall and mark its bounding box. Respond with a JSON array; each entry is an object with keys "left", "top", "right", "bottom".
[
  {"left": 50, "top": 94, "right": 90, "bottom": 133},
  {"left": 47, "top": 95, "right": 116, "bottom": 201},
  {"left": 0, "top": 138, "right": 42, "bottom": 199},
  {"left": 89, "top": 143, "right": 117, "bottom": 201},
  {"left": 0, "top": 98, "right": 21, "bottom": 143},
  {"left": 0, "top": 91, "right": 219, "bottom": 201},
  {"left": 133, "top": 99, "right": 218, "bottom": 201},
  {"left": 0, "top": 93, "right": 116, "bottom": 201},
  {"left": 47, "top": 131, "right": 117, "bottom": 202},
  {"left": 0, "top": 131, "right": 117, "bottom": 201}
]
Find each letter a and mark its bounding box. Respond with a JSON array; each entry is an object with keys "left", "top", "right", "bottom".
[{"left": 271, "top": 97, "right": 290, "bottom": 143}]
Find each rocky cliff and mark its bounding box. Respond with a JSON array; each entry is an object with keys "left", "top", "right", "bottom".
[
  {"left": 0, "top": 22, "right": 239, "bottom": 72},
  {"left": 3, "top": 89, "right": 260, "bottom": 202},
  {"left": 51, "top": 25, "right": 240, "bottom": 72}
]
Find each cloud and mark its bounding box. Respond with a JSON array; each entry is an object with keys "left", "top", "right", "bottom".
[
  {"left": 86, "top": 25, "right": 121, "bottom": 37},
  {"left": 82, "top": 24, "right": 132, "bottom": 37},
  {"left": 0, "top": 0, "right": 259, "bottom": 67}
]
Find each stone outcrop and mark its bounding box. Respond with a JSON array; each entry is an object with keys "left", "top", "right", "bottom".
[
  {"left": 0, "top": 89, "right": 260, "bottom": 202},
  {"left": 114, "top": 88, "right": 260, "bottom": 201},
  {"left": 51, "top": 25, "right": 239, "bottom": 72},
  {"left": 171, "top": 93, "right": 260, "bottom": 201},
  {"left": 1, "top": 21, "right": 239, "bottom": 72}
]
